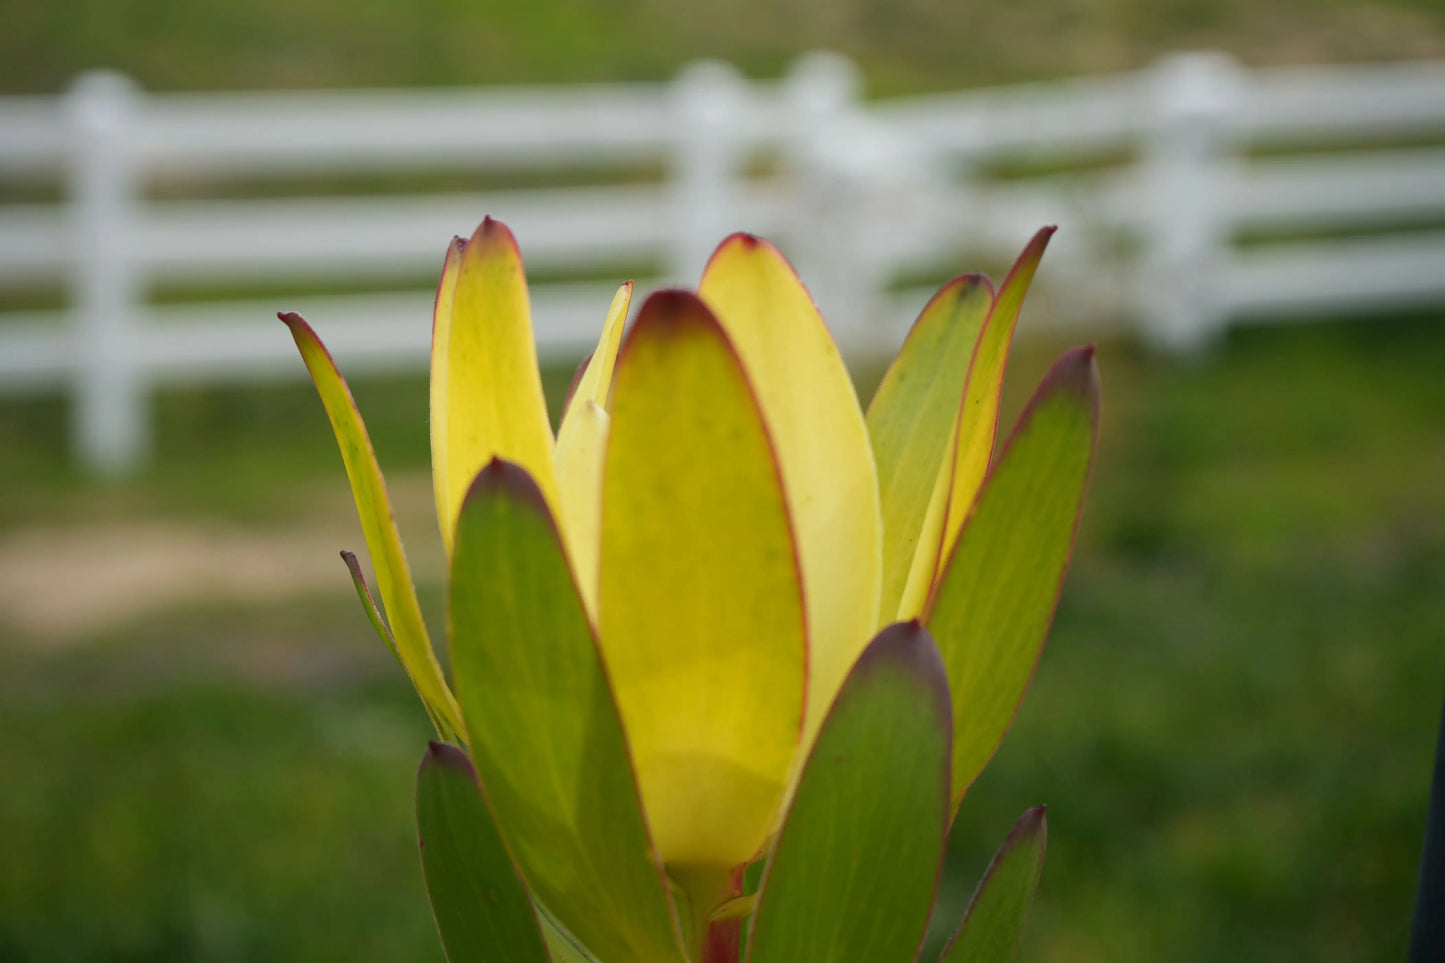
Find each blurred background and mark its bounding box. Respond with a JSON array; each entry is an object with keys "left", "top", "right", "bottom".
[{"left": 2, "top": 1, "right": 1445, "bottom": 960}]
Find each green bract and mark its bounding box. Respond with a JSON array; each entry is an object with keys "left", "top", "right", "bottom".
[{"left": 287, "top": 219, "right": 1099, "bottom": 962}]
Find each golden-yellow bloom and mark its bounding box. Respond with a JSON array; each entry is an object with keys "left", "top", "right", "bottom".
[{"left": 285, "top": 216, "right": 1096, "bottom": 962}]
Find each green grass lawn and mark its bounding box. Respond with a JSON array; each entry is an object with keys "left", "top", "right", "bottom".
[
  {"left": 1, "top": 314, "right": 1443, "bottom": 961},
  {"left": 3, "top": 0, "right": 1443, "bottom": 96}
]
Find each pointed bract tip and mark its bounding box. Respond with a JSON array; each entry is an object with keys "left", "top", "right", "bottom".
[
  {"left": 722, "top": 231, "right": 763, "bottom": 250},
  {"left": 643, "top": 287, "right": 701, "bottom": 310},
  {"left": 850, "top": 621, "right": 952, "bottom": 727},
  {"left": 997, "top": 345, "right": 1100, "bottom": 456},
  {"left": 938, "top": 271, "right": 994, "bottom": 298},
  {"left": 915, "top": 271, "right": 996, "bottom": 323},
  {"left": 886, "top": 273, "right": 997, "bottom": 363},
  {"left": 857, "top": 618, "right": 932, "bottom": 663},
  {"left": 1015, "top": 805, "right": 1047, "bottom": 835},
  {"left": 439, "top": 235, "right": 467, "bottom": 269},
  {"left": 994, "top": 805, "right": 1048, "bottom": 861},
  {"left": 460, "top": 457, "right": 552, "bottom": 522},
  {"left": 1017, "top": 225, "right": 1056, "bottom": 261},
  {"left": 1045, "top": 344, "right": 1102, "bottom": 413},
  {"left": 420, "top": 740, "right": 474, "bottom": 776},
  {"left": 994, "top": 226, "right": 1057, "bottom": 287},
  {"left": 278, "top": 312, "right": 324, "bottom": 352},
  {"left": 469, "top": 215, "right": 521, "bottom": 255},
  {"left": 632, "top": 288, "right": 721, "bottom": 339},
  {"left": 340, "top": 549, "right": 362, "bottom": 575},
  {"left": 702, "top": 231, "right": 787, "bottom": 277}
]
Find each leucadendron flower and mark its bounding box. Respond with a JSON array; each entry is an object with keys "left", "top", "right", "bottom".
[{"left": 284, "top": 217, "right": 1099, "bottom": 963}]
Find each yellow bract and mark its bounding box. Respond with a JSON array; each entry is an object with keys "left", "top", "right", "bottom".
[
  {"left": 431, "top": 217, "right": 558, "bottom": 554},
  {"left": 599, "top": 290, "right": 806, "bottom": 876},
  {"left": 554, "top": 281, "right": 633, "bottom": 616},
  {"left": 935, "top": 227, "right": 1054, "bottom": 569},
  {"left": 562, "top": 281, "right": 632, "bottom": 422},
  {"left": 698, "top": 236, "right": 883, "bottom": 750},
  {"left": 427, "top": 237, "right": 464, "bottom": 551},
  {"left": 554, "top": 399, "right": 609, "bottom": 619}
]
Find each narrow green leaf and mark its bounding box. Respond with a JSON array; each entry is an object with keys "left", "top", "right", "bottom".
[
  {"left": 924, "top": 345, "right": 1100, "bottom": 803},
  {"left": 342, "top": 551, "right": 449, "bottom": 738},
  {"left": 416, "top": 742, "right": 549, "bottom": 963},
  {"left": 867, "top": 274, "right": 994, "bottom": 622},
  {"left": 450, "top": 459, "right": 687, "bottom": 963},
  {"left": 747, "top": 622, "right": 951, "bottom": 963},
  {"left": 340, "top": 550, "right": 402, "bottom": 669},
  {"left": 939, "top": 807, "right": 1047, "bottom": 963}
]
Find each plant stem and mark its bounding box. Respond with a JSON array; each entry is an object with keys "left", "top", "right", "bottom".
[
  {"left": 669, "top": 864, "right": 744, "bottom": 963},
  {"left": 701, "top": 917, "right": 741, "bottom": 963}
]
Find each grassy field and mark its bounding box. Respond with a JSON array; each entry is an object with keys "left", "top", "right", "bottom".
[
  {"left": 3, "top": 0, "right": 1444, "bottom": 96},
  {"left": 0, "top": 312, "right": 1442, "bottom": 961}
]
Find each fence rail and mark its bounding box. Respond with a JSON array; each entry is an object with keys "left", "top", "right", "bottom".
[{"left": 2, "top": 52, "right": 1444, "bottom": 474}]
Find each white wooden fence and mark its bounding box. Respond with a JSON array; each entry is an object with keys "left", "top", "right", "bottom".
[{"left": 2, "top": 51, "right": 1444, "bottom": 475}]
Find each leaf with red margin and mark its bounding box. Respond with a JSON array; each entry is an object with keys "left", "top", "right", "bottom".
[
  {"left": 916, "top": 228, "right": 1055, "bottom": 616},
  {"left": 431, "top": 218, "right": 559, "bottom": 555},
  {"left": 746, "top": 622, "right": 951, "bottom": 963},
  {"left": 939, "top": 807, "right": 1048, "bottom": 963},
  {"left": 699, "top": 234, "right": 882, "bottom": 756},
  {"left": 416, "top": 742, "right": 550, "bottom": 963},
  {"left": 599, "top": 289, "right": 806, "bottom": 882},
  {"left": 282, "top": 312, "right": 464, "bottom": 743},
  {"left": 867, "top": 273, "right": 994, "bottom": 622},
  {"left": 925, "top": 345, "right": 1100, "bottom": 804},
  {"left": 450, "top": 459, "right": 688, "bottom": 963}
]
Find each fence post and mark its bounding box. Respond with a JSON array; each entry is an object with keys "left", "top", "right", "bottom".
[
  {"left": 783, "top": 52, "right": 878, "bottom": 350},
  {"left": 670, "top": 60, "right": 747, "bottom": 284},
  {"left": 1136, "top": 52, "right": 1243, "bottom": 354},
  {"left": 65, "top": 70, "right": 146, "bottom": 476}
]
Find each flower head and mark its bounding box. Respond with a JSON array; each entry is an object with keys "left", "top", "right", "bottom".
[{"left": 285, "top": 217, "right": 1098, "bottom": 962}]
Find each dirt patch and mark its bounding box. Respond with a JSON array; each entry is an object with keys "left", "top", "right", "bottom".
[{"left": 0, "top": 472, "right": 444, "bottom": 644}]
